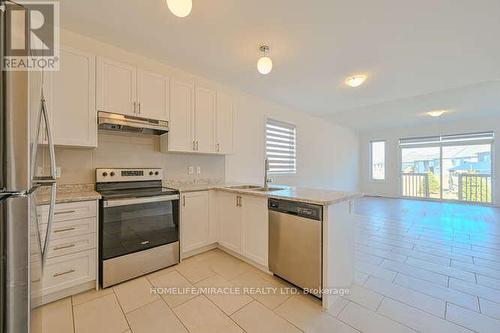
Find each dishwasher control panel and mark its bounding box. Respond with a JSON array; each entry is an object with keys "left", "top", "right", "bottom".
[{"left": 268, "top": 198, "right": 323, "bottom": 221}]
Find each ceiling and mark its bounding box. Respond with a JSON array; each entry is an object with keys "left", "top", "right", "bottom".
[{"left": 56, "top": 0, "right": 500, "bottom": 130}]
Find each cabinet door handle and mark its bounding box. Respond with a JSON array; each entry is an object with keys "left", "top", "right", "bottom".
[
  {"left": 53, "top": 243, "right": 75, "bottom": 251},
  {"left": 138, "top": 102, "right": 141, "bottom": 115},
  {"left": 216, "top": 143, "right": 220, "bottom": 152},
  {"left": 53, "top": 269, "right": 75, "bottom": 278},
  {"left": 133, "top": 101, "right": 137, "bottom": 114},
  {"left": 53, "top": 227, "right": 76, "bottom": 233},
  {"left": 54, "top": 210, "right": 75, "bottom": 215},
  {"left": 193, "top": 140, "right": 196, "bottom": 151},
  {"left": 239, "top": 196, "right": 242, "bottom": 207},
  {"left": 196, "top": 141, "right": 199, "bottom": 151}
]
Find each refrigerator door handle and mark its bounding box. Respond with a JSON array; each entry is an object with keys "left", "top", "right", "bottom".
[
  {"left": 31, "top": 86, "right": 58, "bottom": 269},
  {"left": 43, "top": 95, "right": 57, "bottom": 181},
  {"left": 40, "top": 182, "right": 56, "bottom": 267},
  {"left": 0, "top": 189, "right": 27, "bottom": 201},
  {"left": 25, "top": 183, "right": 42, "bottom": 196},
  {"left": 30, "top": 89, "right": 57, "bottom": 182}
]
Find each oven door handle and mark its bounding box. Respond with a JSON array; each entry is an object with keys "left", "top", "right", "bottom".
[{"left": 103, "top": 194, "right": 180, "bottom": 207}]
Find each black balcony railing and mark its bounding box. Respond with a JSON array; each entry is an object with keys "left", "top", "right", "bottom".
[
  {"left": 402, "top": 173, "right": 429, "bottom": 198},
  {"left": 458, "top": 174, "right": 492, "bottom": 203}
]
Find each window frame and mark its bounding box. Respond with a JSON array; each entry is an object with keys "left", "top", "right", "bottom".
[
  {"left": 398, "top": 132, "right": 495, "bottom": 204},
  {"left": 265, "top": 117, "right": 297, "bottom": 176},
  {"left": 370, "top": 140, "right": 386, "bottom": 181}
]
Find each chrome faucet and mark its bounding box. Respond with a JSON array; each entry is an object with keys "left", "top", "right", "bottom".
[{"left": 263, "top": 158, "right": 272, "bottom": 190}]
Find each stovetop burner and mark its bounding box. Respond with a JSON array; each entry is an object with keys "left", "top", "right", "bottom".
[{"left": 97, "top": 187, "right": 178, "bottom": 200}]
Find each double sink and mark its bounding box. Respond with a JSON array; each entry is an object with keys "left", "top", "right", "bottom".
[{"left": 226, "top": 185, "right": 284, "bottom": 192}]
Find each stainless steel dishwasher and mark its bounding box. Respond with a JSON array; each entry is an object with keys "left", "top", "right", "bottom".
[{"left": 268, "top": 198, "right": 323, "bottom": 298}]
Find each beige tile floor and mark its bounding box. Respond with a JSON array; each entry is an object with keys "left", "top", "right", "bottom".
[{"left": 35, "top": 197, "right": 500, "bottom": 333}]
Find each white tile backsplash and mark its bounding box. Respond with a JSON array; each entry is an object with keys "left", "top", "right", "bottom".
[{"left": 54, "top": 132, "right": 225, "bottom": 184}]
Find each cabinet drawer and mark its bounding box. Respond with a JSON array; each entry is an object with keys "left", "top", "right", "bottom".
[
  {"left": 42, "top": 249, "right": 96, "bottom": 296},
  {"left": 37, "top": 201, "right": 97, "bottom": 222},
  {"left": 46, "top": 233, "right": 95, "bottom": 259},
  {"left": 40, "top": 217, "right": 96, "bottom": 242}
]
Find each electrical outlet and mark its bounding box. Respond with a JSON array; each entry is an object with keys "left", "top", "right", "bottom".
[
  {"left": 196, "top": 166, "right": 201, "bottom": 175},
  {"left": 55, "top": 167, "right": 62, "bottom": 179},
  {"left": 188, "top": 166, "right": 194, "bottom": 175}
]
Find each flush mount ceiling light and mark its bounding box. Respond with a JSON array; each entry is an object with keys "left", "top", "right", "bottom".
[
  {"left": 257, "top": 45, "right": 273, "bottom": 75},
  {"left": 427, "top": 110, "right": 448, "bottom": 117},
  {"left": 166, "top": 0, "right": 192, "bottom": 18},
  {"left": 345, "top": 74, "right": 367, "bottom": 87}
]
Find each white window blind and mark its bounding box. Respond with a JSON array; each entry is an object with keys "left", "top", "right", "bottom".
[
  {"left": 266, "top": 119, "right": 296, "bottom": 174},
  {"left": 400, "top": 132, "right": 494, "bottom": 146}
]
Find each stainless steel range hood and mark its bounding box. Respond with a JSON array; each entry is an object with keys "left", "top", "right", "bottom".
[{"left": 98, "top": 111, "right": 169, "bottom": 135}]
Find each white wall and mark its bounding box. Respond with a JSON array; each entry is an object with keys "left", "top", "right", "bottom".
[
  {"left": 55, "top": 29, "right": 359, "bottom": 191},
  {"left": 227, "top": 93, "right": 359, "bottom": 190},
  {"left": 359, "top": 116, "right": 500, "bottom": 207}
]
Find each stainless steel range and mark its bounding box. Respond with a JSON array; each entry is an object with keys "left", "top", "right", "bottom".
[{"left": 96, "top": 168, "right": 180, "bottom": 288}]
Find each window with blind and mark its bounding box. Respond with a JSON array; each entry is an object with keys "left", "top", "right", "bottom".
[
  {"left": 399, "top": 131, "right": 494, "bottom": 146},
  {"left": 398, "top": 131, "right": 494, "bottom": 203},
  {"left": 266, "top": 119, "right": 296, "bottom": 174}
]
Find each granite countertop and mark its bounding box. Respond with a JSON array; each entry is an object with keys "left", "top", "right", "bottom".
[
  {"left": 218, "top": 186, "right": 362, "bottom": 206},
  {"left": 36, "top": 184, "right": 101, "bottom": 205},
  {"left": 35, "top": 181, "right": 361, "bottom": 206},
  {"left": 268, "top": 187, "right": 362, "bottom": 205},
  {"left": 168, "top": 182, "right": 362, "bottom": 206}
]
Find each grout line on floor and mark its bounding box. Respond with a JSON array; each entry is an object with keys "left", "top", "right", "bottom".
[
  {"left": 111, "top": 288, "right": 133, "bottom": 332},
  {"left": 70, "top": 294, "right": 76, "bottom": 333}
]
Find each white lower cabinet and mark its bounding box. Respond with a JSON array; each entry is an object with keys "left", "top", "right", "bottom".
[
  {"left": 241, "top": 195, "right": 269, "bottom": 266},
  {"left": 181, "top": 191, "right": 211, "bottom": 253},
  {"left": 42, "top": 249, "right": 96, "bottom": 296},
  {"left": 37, "top": 200, "right": 98, "bottom": 304},
  {"left": 217, "top": 191, "right": 243, "bottom": 253},
  {"left": 216, "top": 192, "right": 268, "bottom": 267},
  {"left": 179, "top": 190, "right": 269, "bottom": 267}
]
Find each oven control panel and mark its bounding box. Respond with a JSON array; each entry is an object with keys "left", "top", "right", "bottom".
[{"left": 96, "top": 168, "right": 163, "bottom": 183}]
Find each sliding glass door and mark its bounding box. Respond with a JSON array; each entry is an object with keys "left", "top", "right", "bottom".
[
  {"left": 401, "top": 146, "right": 441, "bottom": 199},
  {"left": 400, "top": 132, "right": 494, "bottom": 204},
  {"left": 442, "top": 144, "right": 492, "bottom": 202}
]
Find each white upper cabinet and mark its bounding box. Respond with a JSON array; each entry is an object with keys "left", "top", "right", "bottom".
[
  {"left": 216, "top": 92, "right": 234, "bottom": 154},
  {"left": 181, "top": 191, "right": 210, "bottom": 254},
  {"left": 167, "top": 78, "right": 194, "bottom": 152},
  {"left": 52, "top": 48, "right": 97, "bottom": 147},
  {"left": 30, "top": 47, "right": 97, "bottom": 147},
  {"left": 97, "top": 57, "right": 169, "bottom": 121},
  {"left": 137, "top": 69, "right": 169, "bottom": 121},
  {"left": 97, "top": 57, "right": 137, "bottom": 116},
  {"left": 194, "top": 86, "right": 216, "bottom": 153},
  {"left": 162, "top": 82, "right": 234, "bottom": 155}
]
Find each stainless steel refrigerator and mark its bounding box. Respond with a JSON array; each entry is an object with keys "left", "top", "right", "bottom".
[{"left": 1, "top": 2, "right": 57, "bottom": 332}]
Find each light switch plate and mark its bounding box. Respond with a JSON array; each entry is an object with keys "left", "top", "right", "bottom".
[
  {"left": 188, "top": 166, "right": 194, "bottom": 175},
  {"left": 196, "top": 166, "right": 201, "bottom": 175}
]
